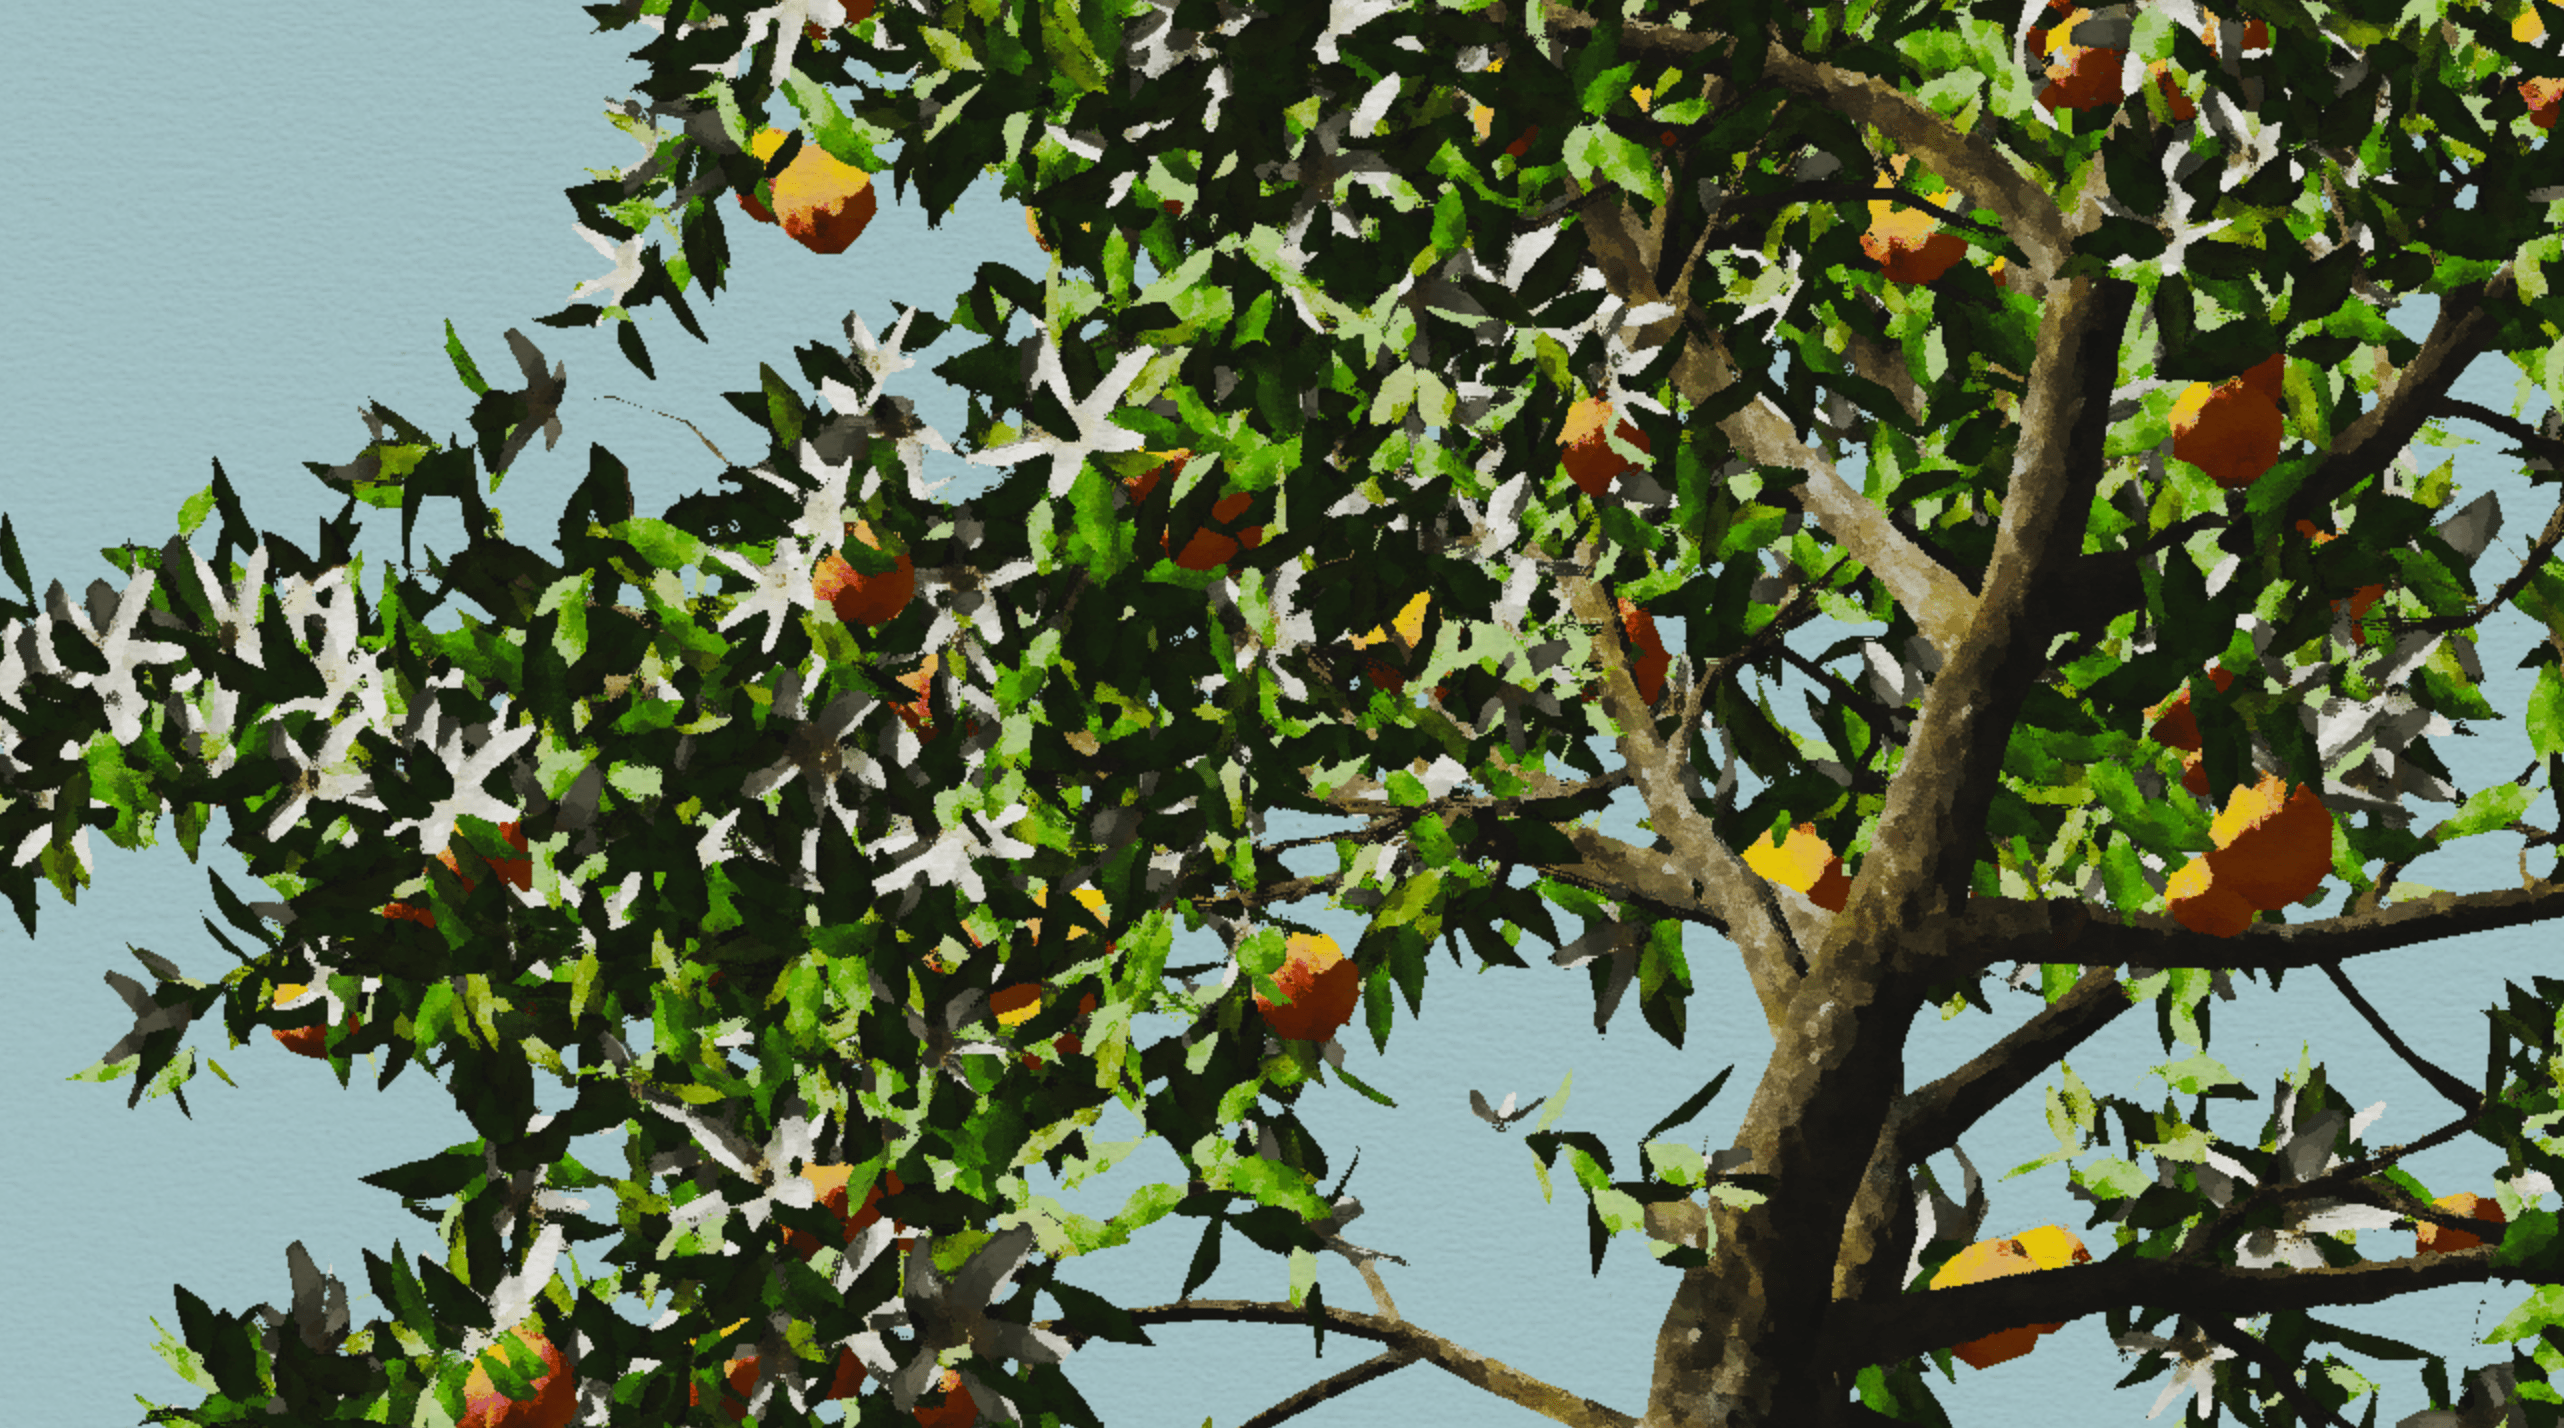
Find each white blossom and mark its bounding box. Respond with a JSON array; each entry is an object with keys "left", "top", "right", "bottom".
[
  {"left": 710, "top": 534, "right": 820, "bottom": 654},
  {"left": 568, "top": 223, "right": 647, "bottom": 309},
  {"left": 871, "top": 803, "right": 1039, "bottom": 907},
  {"left": 261, "top": 716, "right": 387, "bottom": 842},
  {"left": 964, "top": 341, "right": 1156, "bottom": 496},
  {"left": 48, "top": 573, "right": 188, "bottom": 744},
  {"left": 384, "top": 715, "right": 540, "bottom": 860}
]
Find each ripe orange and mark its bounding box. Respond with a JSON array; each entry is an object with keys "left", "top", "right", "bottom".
[
  {"left": 1560, "top": 396, "right": 1649, "bottom": 497},
  {"left": 1126, "top": 450, "right": 1265, "bottom": 571},
  {"left": 270, "top": 982, "right": 359, "bottom": 1059},
  {"left": 2414, "top": 1192, "right": 2506, "bottom": 1254},
  {"left": 692, "top": 1344, "right": 866, "bottom": 1421},
  {"left": 2165, "top": 854, "right": 2255, "bottom": 937},
  {"left": 2035, "top": 9, "right": 2127, "bottom": 114},
  {"left": 459, "top": 1325, "right": 577, "bottom": 1428},
  {"left": 1028, "top": 886, "right": 1113, "bottom": 951},
  {"left": 383, "top": 820, "right": 530, "bottom": 925},
  {"left": 2148, "top": 62, "right": 2197, "bottom": 121},
  {"left": 2525, "top": 76, "right": 2564, "bottom": 130},
  {"left": 815, "top": 521, "right": 915, "bottom": 627},
  {"left": 2199, "top": 12, "right": 2271, "bottom": 52},
  {"left": 2206, "top": 774, "right": 2332, "bottom": 910},
  {"left": 1617, "top": 598, "right": 1670, "bottom": 706},
  {"left": 2171, "top": 376, "right": 2285, "bottom": 488},
  {"left": 2144, "top": 665, "right": 2237, "bottom": 751},
  {"left": 782, "top": 1164, "right": 909, "bottom": 1261},
  {"left": 1930, "top": 1226, "right": 2091, "bottom": 1368},
  {"left": 1741, "top": 823, "right": 1852, "bottom": 913},
  {"left": 1351, "top": 593, "right": 1432, "bottom": 695},
  {"left": 912, "top": 1368, "right": 978, "bottom": 1428},
  {"left": 1862, "top": 159, "right": 1969, "bottom": 285},
  {"left": 890, "top": 652, "right": 976, "bottom": 744},
  {"left": 737, "top": 127, "right": 879, "bottom": 255},
  {"left": 1254, "top": 932, "right": 1360, "bottom": 1043}
]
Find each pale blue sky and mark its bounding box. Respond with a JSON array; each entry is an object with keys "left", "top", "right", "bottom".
[{"left": 5, "top": 6, "right": 2557, "bottom": 1425}]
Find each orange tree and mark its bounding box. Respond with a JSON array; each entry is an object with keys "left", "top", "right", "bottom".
[{"left": 25, "top": 2, "right": 2564, "bottom": 1425}]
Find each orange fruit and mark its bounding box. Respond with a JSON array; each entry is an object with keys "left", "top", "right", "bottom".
[
  {"left": 782, "top": 1165, "right": 909, "bottom": 1261},
  {"left": 692, "top": 1344, "right": 866, "bottom": 1421},
  {"left": 2171, "top": 377, "right": 2285, "bottom": 488},
  {"left": 889, "top": 652, "right": 975, "bottom": 744},
  {"left": 1930, "top": 1226, "right": 2091, "bottom": 1368},
  {"left": 1351, "top": 593, "right": 1432, "bottom": 695},
  {"left": 2207, "top": 774, "right": 2332, "bottom": 910},
  {"left": 1125, "top": 450, "right": 1265, "bottom": 571},
  {"left": 270, "top": 982, "right": 359, "bottom": 1059},
  {"left": 1741, "top": 823, "right": 1852, "bottom": 913},
  {"left": 2144, "top": 665, "right": 2236, "bottom": 751},
  {"left": 2415, "top": 1192, "right": 2506, "bottom": 1254},
  {"left": 737, "top": 127, "right": 879, "bottom": 255},
  {"left": 1254, "top": 933, "right": 1360, "bottom": 1043},
  {"left": 2199, "top": 13, "right": 2270, "bottom": 51},
  {"left": 815, "top": 520, "right": 915, "bottom": 627},
  {"left": 459, "top": 1325, "right": 577, "bottom": 1428},
  {"left": 1028, "top": 886, "right": 1113, "bottom": 951},
  {"left": 1617, "top": 598, "right": 1670, "bottom": 706},
  {"left": 2165, "top": 855, "right": 2255, "bottom": 937},
  {"left": 2036, "top": 10, "right": 2127, "bottom": 115},
  {"left": 2524, "top": 76, "right": 2564, "bottom": 130},
  {"left": 989, "top": 984, "right": 1044, "bottom": 1027},
  {"left": 383, "top": 820, "right": 530, "bottom": 925},
  {"left": 1560, "top": 396, "right": 1649, "bottom": 497},
  {"left": 912, "top": 1368, "right": 978, "bottom": 1428},
  {"left": 2148, "top": 61, "right": 2197, "bottom": 121}
]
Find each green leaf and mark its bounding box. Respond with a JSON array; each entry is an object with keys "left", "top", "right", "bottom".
[
  {"left": 2431, "top": 781, "right": 2532, "bottom": 844},
  {"left": 2532, "top": 663, "right": 2564, "bottom": 760},
  {"left": 443, "top": 319, "right": 490, "bottom": 396},
  {"left": 608, "top": 517, "right": 705, "bottom": 573},
  {"left": 1562, "top": 122, "right": 1665, "bottom": 206}
]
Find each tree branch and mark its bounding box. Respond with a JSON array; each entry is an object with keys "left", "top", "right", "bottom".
[
  {"left": 2282, "top": 265, "right": 2521, "bottom": 539},
  {"left": 2194, "top": 1317, "right": 2359, "bottom": 1428},
  {"left": 1561, "top": 569, "right": 1811, "bottom": 1026},
  {"left": 1039, "top": 1300, "right": 1639, "bottom": 1428},
  {"left": 2321, "top": 960, "right": 2483, "bottom": 1115},
  {"left": 1822, "top": 1243, "right": 2522, "bottom": 1370},
  {"left": 1979, "top": 878, "right": 2564, "bottom": 974},
  {"left": 1236, "top": 1349, "right": 1422, "bottom": 1428}
]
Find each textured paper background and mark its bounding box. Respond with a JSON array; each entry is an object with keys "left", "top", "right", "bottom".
[{"left": 3, "top": 6, "right": 2554, "bottom": 1424}]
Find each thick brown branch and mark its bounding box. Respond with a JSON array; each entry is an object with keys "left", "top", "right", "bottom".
[
  {"left": 2283, "top": 266, "right": 2520, "bottom": 538},
  {"left": 1823, "top": 1245, "right": 2520, "bottom": 1370},
  {"left": 1562, "top": 570, "right": 1809, "bottom": 1027},
  {"left": 1040, "top": 1300, "right": 1638, "bottom": 1428},
  {"left": 1995, "top": 878, "right": 2564, "bottom": 974}
]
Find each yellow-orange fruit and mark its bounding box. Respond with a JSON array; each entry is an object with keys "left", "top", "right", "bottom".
[
  {"left": 2171, "top": 379, "right": 2285, "bottom": 488},
  {"left": 1742, "top": 823, "right": 1853, "bottom": 913},
  {"left": 814, "top": 520, "right": 915, "bottom": 627},
  {"left": 2166, "top": 854, "right": 2256, "bottom": 937},
  {"left": 692, "top": 1344, "right": 866, "bottom": 1421},
  {"left": 889, "top": 652, "right": 976, "bottom": 744},
  {"left": 270, "top": 982, "right": 359, "bottom": 1059},
  {"left": 2207, "top": 774, "right": 2332, "bottom": 910},
  {"left": 2200, "top": 13, "right": 2271, "bottom": 51},
  {"left": 1352, "top": 593, "right": 1433, "bottom": 694},
  {"left": 459, "top": 1325, "right": 577, "bottom": 1428},
  {"left": 737, "top": 127, "right": 879, "bottom": 255},
  {"left": 1560, "top": 396, "right": 1649, "bottom": 497},
  {"left": 1254, "top": 933, "right": 1360, "bottom": 1043},
  {"left": 782, "top": 1164, "right": 909, "bottom": 1261},
  {"left": 2415, "top": 1192, "right": 2506, "bottom": 1254},
  {"left": 1930, "top": 1226, "right": 2091, "bottom": 1368}
]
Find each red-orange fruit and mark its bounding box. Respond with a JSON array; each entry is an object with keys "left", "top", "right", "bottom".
[
  {"left": 2415, "top": 1192, "right": 2507, "bottom": 1254},
  {"left": 270, "top": 982, "right": 359, "bottom": 1059},
  {"left": 912, "top": 1368, "right": 978, "bottom": 1428},
  {"left": 2171, "top": 378, "right": 2285, "bottom": 488},
  {"left": 1560, "top": 396, "right": 1649, "bottom": 497},
  {"left": 459, "top": 1325, "right": 577, "bottom": 1428},
  {"left": 1617, "top": 598, "right": 1670, "bottom": 706},
  {"left": 782, "top": 1164, "right": 909, "bottom": 1261},
  {"left": 2039, "top": 44, "right": 2127, "bottom": 112},
  {"left": 693, "top": 1346, "right": 867, "bottom": 1421},
  {"left": 1126, "top": 450, "right": 1265, "bottom": 571},
  {"left": 815, "top": 520, "right": 915, "bottom": 627},
  {"left": 1741, "top": 824, "right": 1853, "bottom": 914},
  {"left": 1930, "top": 1227, "right": 2092, "bottom": 1369},
  {"left": 2149, "top": 62, "right": 2197, "bottom": 121},
  {"left": 1254, "top": 933, "right": 1360, "bottom": 1043},
  {"left": 2144, "top": 665, "right": 2237, "bottom": 751},
  {"left": 2206, "top": 774, "right": 2333, "bottom": 910},
  {"left": 2165, "top": 854, "right": 2255, "bottom": 938}
]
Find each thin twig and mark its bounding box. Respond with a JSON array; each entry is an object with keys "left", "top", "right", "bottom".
[
  {"left": 2321, "top": 960, "right": 2482, "bottom": 1114},
  {"left": 1235, "top": 1349, "right": 1423, "bottom": 1428},
  {"left": 2195, "top": 1317, "right": 2359, "bottom": 1428}
]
